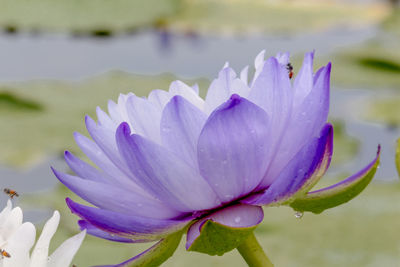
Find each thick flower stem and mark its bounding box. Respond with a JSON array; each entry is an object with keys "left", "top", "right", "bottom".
[{"left": 237, "top": 232, "right": 274, "bottom": 267}]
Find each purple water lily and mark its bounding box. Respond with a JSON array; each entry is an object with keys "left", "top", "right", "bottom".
[{"left": 53, "top": 50, "right": 380, "bottom": 266}]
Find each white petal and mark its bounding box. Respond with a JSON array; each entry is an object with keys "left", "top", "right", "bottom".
[
  {"left": 169, "top": 80, "right": 204, "bottom": 110},
  {"left": 0, "top": 207, "right": 23, "bottom": 241},
  {"left": 3, "top": 222, "right": 36, "bottom": 267},
  {"left": 0, "top": 201, "right": 12, "bottom": 226},
  {"left": 48, "top": 230, "right": 86, "bottom": 267},
  {"left": 29, "top": 211, "right": 60, "bottom": 267}
]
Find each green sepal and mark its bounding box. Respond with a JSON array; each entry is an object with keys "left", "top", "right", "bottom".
[
  {"left": 290, "top": 149, "right": 380, "bottom": 214},
  {"left": 123, "top": 231, "right": 183, "bottom": 267},
  {"left": 188, "top": 220, "right": 257, "bottom": 256},
  {"left": 396, "top": 138, "right": 400, "bottom": 178}
]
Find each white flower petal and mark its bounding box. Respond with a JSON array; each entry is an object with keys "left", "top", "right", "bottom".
[
  {"left": 29, "top": 211, "right": 60, "bottom": 267},
  {"left": 3, "top": 222, "right": 36, "bottom": 267},
  {"left": 0, "top": 207, "right": 23, "bottom": 241},
  {"left": 48, "top": 230, "right": 86, "bottom": 267}
]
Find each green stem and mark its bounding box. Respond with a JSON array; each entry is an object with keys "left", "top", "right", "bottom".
[{"left": 237, "top": 232, "right": 274, "bottom": 267}]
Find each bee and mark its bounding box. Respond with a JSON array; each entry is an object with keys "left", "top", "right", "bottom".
[
  {"left": 0, "top": 249, "right": 10, "bottom": 258},
  {"left": 3, "top": 188, "right": 19, "bottom": 199},
  {"left": 286, "top": 63, "right": 294, "bottom": 79}
]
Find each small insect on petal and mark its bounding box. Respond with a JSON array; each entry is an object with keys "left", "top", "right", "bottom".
[
  {"left": 0, "top": 249, "right": 11, "bottom": 258},
  {"left": 286, "top": 62, "right": 294, "bottom": 79}
]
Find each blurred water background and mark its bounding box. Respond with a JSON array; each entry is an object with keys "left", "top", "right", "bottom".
[{"left": 0, "top": 0, "right": 400, "bottom": 266}]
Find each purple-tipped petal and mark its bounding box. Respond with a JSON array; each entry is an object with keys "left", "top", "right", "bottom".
[
  {"left": 94, "top": 232, "right": 183, "bottom": 267},
  {"left": 259, "top": 61, "right": 331, "bottom": 187},
  {"left": 53, "top": 169, "right": 181, "bottom": 219},
  {"left": 248, "top": 57, "right": 293, "bottom": 189},
  {"left": 197, "top": 95, "right": 270, "bottom": 203},
  {"left": 78, "top": 220, "right": 138, "bottom": 243},
  {"left": 66, "top": 198, "right": 190, "bottom": 241},
  {"left": 116, "top": 123, "right": 220, "bottom": 212},
  {"left": 160, "top": 96, "right": 207, "bottom": 168},
  {"left": 186, "top": 204, "right": 264, "bottom": 249},
  {"left": 293, "top": 51, "right": 315, "bottom": 104},
  {"left": 290, "top": 146, "right": 381, "bottom": 213},
  {"left": 73, "top": 132, "right": 137, "bottom": 190},
  {"left": 309, "top": 145, "right": 380, "bottom": 195},
  {"left": 85, "top": 115, "right": 131, "bottom": 177},
  {"left": 244, "top": 124, "right": 333, "bottom": 206},
  {"left": 64, "top": 151, "right": 110, "bottom": 184}
]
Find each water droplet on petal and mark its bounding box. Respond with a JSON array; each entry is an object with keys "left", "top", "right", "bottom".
[
  {"left": 234, "top": 217, "right": 241, "bottom": 223},
  {"left": 294, "top": 211, "right": 304, "bottom": 219}
]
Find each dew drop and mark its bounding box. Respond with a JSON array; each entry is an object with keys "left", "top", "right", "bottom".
[
  {"left": 294, "top": 211, "right": 303, "bottom": 219},
  {"left": 234, "top": 217, "right": 241, "bottom": 223}
]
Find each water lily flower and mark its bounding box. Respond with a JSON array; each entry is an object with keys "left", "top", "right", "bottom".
[
  {"left": 53, "top": 50, "right": 380, "bottom": 266},
  {"left": 0, "top": 200, "right": 85, "bottom": 267}
]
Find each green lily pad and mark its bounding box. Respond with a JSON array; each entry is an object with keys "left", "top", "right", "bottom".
[
  {"left": 290, "top": 149, "right": 380, "bottom": 214},
  {"left": 0, "top": 0, "right": 180, "bottom": 34},
  {"left": 0, "top": 72, "right": 207, "bottom": 166},
  {"left": 319, "top": 40, "right": 400, "bottom": 89},
  {"left": 188, "top": 220, "right": 257, "bottom": 256},
  {"left": 363, "top": 96, "right": 400, "bottom": 127},
  {"left": 166, "top": 0, "right": 386, "bottom": 35},
  {"left": 331, "top": 120, "right": 359, "bottom": 166},
  {"left": 396, "top": 138, "right": 400, "bottom": 178}
]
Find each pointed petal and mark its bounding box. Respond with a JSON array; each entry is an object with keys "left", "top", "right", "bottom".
[
  {"left": 29, "top": 211, "right": 60, "bottom": 267},
  {"left": 260, "top": 62, "right": 331, "bottom": 187},
  {"left": 0, "top": 200, "right": 12, "bottom": 225},
  {"left": 78, "top": 220, "right": 137, "bottom": 243},
  {"left": 125, "top": 94, "right": 162, "bottom": 143},
  {"left": 205, "top": 67, "right": 249, "bottom": 114},
  {"left": 293, "top": 51, "right": 315, "bottom": 105},
  {"left": 290, "top": 146, "right": 381, "bottom": 214},
  {"left": 198, "top": 95, "right": 270, "bottom": 203},
  {"left": 96, "top": 106, "right": 116, "bottom": 130},
  {"left": 94, "top": 231, "right": 183, "bottom": 267},
  {"left": 244, "top": 124, "right": 333, "bottom": 206},
  {"left": 53, "top": 168, "right": 181, "bottom": 219},
  {"left": 169, "top": 80, "right": 204, "bottom": 110},
  {"left": 66, "top": 198, "right": 189, "bottom": 241},
  {"left": 186, "top": 204, "right": 263, "bottom": 254},
  {"left": 73, "top": 132, "right": 138, "bottom": 190},
  {"left": 160, "top": 95, "right": 207, "bottom": 168},
  {"left": 3, "top": 222, "right": 36, "bottom": 267},
  {"left": 116, "top": 122, "right": 220, "bottom": 212},
  {"left": 48, "top": 230, "right": 86, "bottom": 267},
  {"left": 148, "top": 89, "right": 172, "bottom": 111},
  {"left": 275, "top": 52, "right": 290, "bottom": 66},
  {"left": 240, "top": 65, "right": 249, "bottom": 86},
  {"left": 64, "top": 151, "right": 110, "bottom": 184},
  {"left": 0, "top": 207, "right": 23, "bottom": 240}
]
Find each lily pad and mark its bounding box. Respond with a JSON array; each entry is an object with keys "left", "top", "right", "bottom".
[
  {"left": 166, "top": 0, "right": 387, "bottom": 35},
  {"left": 320, "top": 41, "right": 400, "bottom": 89},
  {"left": 0, "top": 72, "right": 207, "bottom": 166},
  {"left": 363, "top": 96, "right": 400, "bottom": 127},
  {"left": 0, "top": 0, "right": 180, "bottom": 34}
]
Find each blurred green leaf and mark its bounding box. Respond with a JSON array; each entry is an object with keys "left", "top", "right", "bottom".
[
  {"left": 396, "top": 138, "right": 400, "bottom": 178},
  {"left": 0, "top": 72, "right": 206, "bottom": 166},
  {"left": 0, "top": 0, "right": 181, "bottom": 34},
  {"left": 167, "top": 0, "right": 386, "bottom": 35},
  {"left": 188, "top": 220, "right": 256, "bottom": 256},
  {"left": 290, "top": 149, "right": 379, "bottom": 214}
]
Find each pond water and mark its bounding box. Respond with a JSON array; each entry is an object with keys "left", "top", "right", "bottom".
[{"left": 0, "top": 25, "right": 397, "bottom": 223}]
